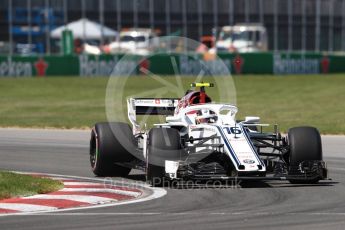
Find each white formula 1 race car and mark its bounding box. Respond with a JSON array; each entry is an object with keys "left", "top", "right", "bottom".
[{"left": 90, "top": 83, "right": 328, "bottom": 186}]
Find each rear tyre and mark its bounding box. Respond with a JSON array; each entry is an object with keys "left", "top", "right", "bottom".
[
  {"left": 288, "top": 126, "right": 322, "bottom": 184},
  {"left": 146, "top": 128, "right": 185, "bottom": 187},
  {"left": 90, "top": 122, "right": 135, "bottom": 177}
]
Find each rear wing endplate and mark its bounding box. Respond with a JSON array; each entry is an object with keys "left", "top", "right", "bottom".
[{"left": 127, "top": 98, "right": 179, "bottom": 132}]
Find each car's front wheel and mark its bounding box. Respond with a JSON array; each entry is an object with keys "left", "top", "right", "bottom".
[
  {"left": 146, "top": 128, "right": 186, "bottom": 187},
  {"left": 287, "top": 126, "right": 322, "bottom": 184}
]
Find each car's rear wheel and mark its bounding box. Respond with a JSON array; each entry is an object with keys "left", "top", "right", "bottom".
[
  {"left": 146, "top": 128, "right": 185, "bottom": 187},
  {"left": 287, "top": 126, "right": 322, "bottom": 184},
  {"left": 90, "top": 122, "right": 135, "bottom": 177}
]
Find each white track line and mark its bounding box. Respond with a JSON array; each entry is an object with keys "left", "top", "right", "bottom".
[
  {"left": 330, "top": 167, "right": 345, "bottom": 171},
  {"left": 24, "top": 212, "right": 345, "bottom": 216},
  {"left": 60, "top": 188, "right": 141, "bottom": 197},
  {"left": 24, "top": 195, "right": 117, "bottom": 203},
  {"left": 49, "top": 177, "right": 78, "bottom": 181},
  {"left": 0, "top": 203, "right": 57, "bottom": 212},
  {"left": 63, "top": 182, "right": 103, "bottom": 186}
]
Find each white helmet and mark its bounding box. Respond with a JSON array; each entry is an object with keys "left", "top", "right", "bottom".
[{"left": 195, "top": 109, "right": 218, "bottom": 124}]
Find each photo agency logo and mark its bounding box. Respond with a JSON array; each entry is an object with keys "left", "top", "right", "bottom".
[
  {"left": 103, "top": 177, "right": 243, "bottom": 190},
  {"left": 105, "top": 36, "right": 238, "bottom": 187}
]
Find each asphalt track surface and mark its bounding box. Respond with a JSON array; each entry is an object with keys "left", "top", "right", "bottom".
[{"left": 0, "top": 128, "right": 344, "bottom": 230}]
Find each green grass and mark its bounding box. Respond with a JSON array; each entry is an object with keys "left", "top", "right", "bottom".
[
  {"left": 0, "top": 171, "right": 63, "bottom": 200},
  {"left": 0, "top": 74, "right": 344, "bottom": 134}
]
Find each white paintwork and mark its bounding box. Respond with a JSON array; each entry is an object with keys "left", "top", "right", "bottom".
[
  {"left": 165, "top": 160, "right": 180, "bottom": 179},
  {"left": 0, "top": 203, "right": 57, "bottom": 212},
  {"left": 245, "top": 116, "right": 260, "bottom": 123},
  {"left": 223, "top": 126, "right": 262, "bottom": 170},
  {"left": 216, "top": 23, "right": 268, "bottom": 53},
  {"left": 128, "top": 98, "right": 266, "bottom": 174},
  {"left": 60, "top": 188, "right": 141, "bottom": 197},
  {"left": 48, "top": 177, "right": 78, "bottom": 181},
  {"left": 50, "top": 18, "right": 117, "bottom": 39},
  {"left": 26, "top": 194, "right": 116, "bottom": 203},
  {"left": 63, "top": 182, "right": 101, "bottom": 186},
  {"left": 110, "top": 28, "right": 158, "bottom": 55}
]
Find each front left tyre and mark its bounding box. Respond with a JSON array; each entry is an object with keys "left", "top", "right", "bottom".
[
  {"left": 90, "top": 122, "right": 136, "bottom": 177},
  {"left": 146, "top": 128, "right": 186, "bottom": 187},
  {"left": 287, "top": 126, "right": 323, "bottom": 184}
]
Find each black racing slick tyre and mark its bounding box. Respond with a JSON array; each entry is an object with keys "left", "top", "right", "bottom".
[
  {"left": 288, "top": 126, "right": 322, "bottom": 184},
  {"left": 146, "top": 128, "right": 186, "bottom": 187},
  {"left": 90, "top": 122, "right": 135, "bottom": 177}
]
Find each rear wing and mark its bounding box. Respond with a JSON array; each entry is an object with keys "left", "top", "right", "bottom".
[
  {"left": 128, "top": 98, "right": 179, "bottom": 115},
  {"left": 127, "top": 98, "right": 179, "bottom": 132}
]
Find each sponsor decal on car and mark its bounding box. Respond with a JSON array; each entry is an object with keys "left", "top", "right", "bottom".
[{"left": 243, "top": 159, "right": 255, "bottom": 164}]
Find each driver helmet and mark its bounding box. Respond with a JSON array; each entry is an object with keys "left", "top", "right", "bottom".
[{"left": 195, "top": 109, "right": 218, "bottom": 124}]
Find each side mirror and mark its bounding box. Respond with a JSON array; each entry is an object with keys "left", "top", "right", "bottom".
[{"left": 244, "top": 116, "right": 260, "bottom": 123}]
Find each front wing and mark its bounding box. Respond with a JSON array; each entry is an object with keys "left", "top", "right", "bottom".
[{"left": 165, "top": 160, "right": 328, "bottom": 182}]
